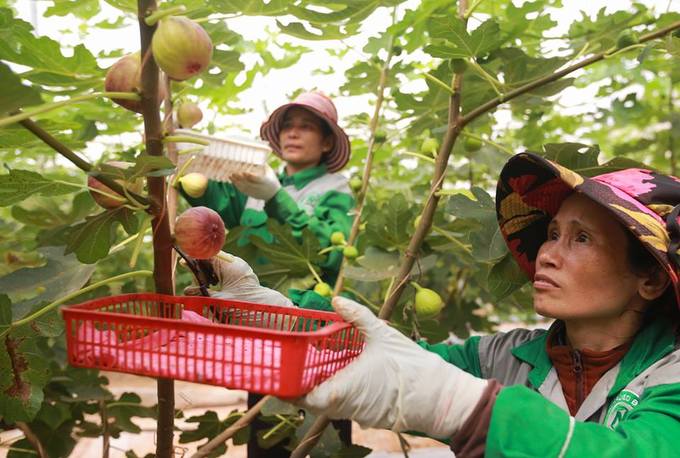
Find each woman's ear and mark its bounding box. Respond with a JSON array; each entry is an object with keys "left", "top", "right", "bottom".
[
  {"left": 638, "top": 267, "right": 671, "bottom": 301},
  {"left": 322, "top": 135, "right": 334, "bottom": 153}
]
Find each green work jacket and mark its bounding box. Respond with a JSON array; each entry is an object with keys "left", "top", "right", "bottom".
[
  {"left": 180, "top": 164, "right": 354, "bottom": 308},
  {"left": 420, "top": 316, "right": 680, "bottom": 456}
]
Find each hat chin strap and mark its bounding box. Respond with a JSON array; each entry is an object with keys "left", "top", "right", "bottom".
[{"left": 667, "top": 204, "right": 680, "bottom": 270}]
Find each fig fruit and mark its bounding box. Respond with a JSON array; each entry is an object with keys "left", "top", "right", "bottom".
[
  {"left": 343, "top": 245, "right": 358, "bottom": 260},
  {"left": 330, "top": 231, "right": 346, "bottom": 246},
  {"left": 412, "top": 282, "right": 444, "bottom": 318},
  {"left": 449, "top": 58, "right": 467, "bottom": 74},
  {"left": 420, "top": 137, "right": 438, "bottom": 155},
  {"left": 314, "top": 282, "right": 332, "bottom": 297},
  {"left": 177, "top": 102, "right": 203, "bottom": 128},
  {"left": 152, "top": 17, "right": 213, "bottom": 81},
  {"left": 174, "top": 206, "right": 226, "bottom": 259},
  {"left": 464, "top": 137, "right": 482, "bottom": 152},
  {"left": 104, "top": 53, "right": 166, "bottom": 113},
  {"left": 178, "top": 172, "right": 208, "bottom": 198},
  {"left": 616, "top": 30, "right": 639, "bottom": 49},
  {"left": 87, "top": 161, "right": 143, "bottom": 209},
  {"left": 349, "top": 176, "right": 362, "bottom": 193}
]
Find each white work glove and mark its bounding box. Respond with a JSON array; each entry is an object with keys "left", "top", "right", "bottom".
[
  {"left": 296, "top": 297, "right": 488, "bottom": 439},
  {"left": 231, "top": 165, "right": 281, "bottom": 201},
  {"left": 184, "top": 251, "right": 292, "bottom": 308}
]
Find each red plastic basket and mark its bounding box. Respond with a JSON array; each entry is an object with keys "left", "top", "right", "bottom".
[{"left": 62, "top": 293, "right": 364, "bottom": 398}]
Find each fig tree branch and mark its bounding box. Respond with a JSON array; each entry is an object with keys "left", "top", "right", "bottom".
[
  {"left": 379, "top": 18, "right": 680, "bottom": 319},
  {"left": 459, "top": 21, "right": 680, "bottom": 128},
  {"left": 136, "top": 1, "right": 176, "bottom": 456},
  {"left": 15, "top": 422, "right": 46, "bottom": 458},
  {"left": 0, "top": 92, "right": 140, "bottom": 129},
  {"left": 17, "top": 118, "right": 152, "bottom": 210},
  {"left": 190, "top": 395, "right": 271, "bottom": 458},
  {"left": 286, "top": 10, "right": 400, "bottom": 458}
]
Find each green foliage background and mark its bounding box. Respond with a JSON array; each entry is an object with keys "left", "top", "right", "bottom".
[{"left": 0, "top": 0, "right": 678, "bottom": 455}]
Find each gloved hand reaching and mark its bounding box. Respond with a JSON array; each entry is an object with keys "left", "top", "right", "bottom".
[
  {"left": 184, "top": 251, "right": 292, "bottom": 308},
  {"left": 231, "top": 165, "right": 281, "bottom": 201},
  {"left": 296, "top": 297, "right": 488, "bottom": 439}
]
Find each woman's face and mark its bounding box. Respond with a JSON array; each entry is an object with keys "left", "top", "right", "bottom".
[
  {"left": 533, "top": 193, "right": 647, "bottom": 322},
  {"left": 278, "top": 107, "right": 333, "bottom": 172}
]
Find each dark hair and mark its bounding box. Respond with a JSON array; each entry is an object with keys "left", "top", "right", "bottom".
[{"left": 624, "top": 230, "right": 677, "bottom": 320}]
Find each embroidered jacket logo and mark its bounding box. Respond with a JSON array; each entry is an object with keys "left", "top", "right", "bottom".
[{"left": 604, "top": 389, "right": 640, "bottom": 429}]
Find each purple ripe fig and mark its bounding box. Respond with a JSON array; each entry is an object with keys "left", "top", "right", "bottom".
[
  {"left": 152, "top": 17, "right": 213, "bottom": 81},
  {"left": 177, "top": 102, "right": 203, "bottom": 128},
  {"left": 104, "top": 53, "right": 166, "bottom": 113}
]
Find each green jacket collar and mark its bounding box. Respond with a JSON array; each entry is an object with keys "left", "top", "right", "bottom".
[
  {"left": 278, "top": 164, "right": 328, "bottom": 190},
  {"left": 511, "top": 317, "right": 677, "bottom": 392}
]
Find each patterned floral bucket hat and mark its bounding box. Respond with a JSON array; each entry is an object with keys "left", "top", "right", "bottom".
[{"left": 496, "top": 152, "right": 680, "bottom": 307}]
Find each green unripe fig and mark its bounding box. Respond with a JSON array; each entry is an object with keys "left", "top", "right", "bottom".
[
  {"left": 411, "top": 282, "right": 444, "bottom": 318},
  {"left": 392, "top": 45, "right": 403, "bottom": 56},
  {"left": 177, "top": 102, "right": 203, "bottom": 128},
  {"left": 374, "top": 131, "right": 387, "bottom": 143},
  {"left": 616, "top": 30, "right": 639, "bottom": 49},
  {"left": 420, "top": 137, "right": 438, "bottom": 155},
  {"left": 178, "top": 172, "right": 208, "bottom": 198},
  {"left": 449, "top": 58, "right": 467, "bottom": 74},
  {"left": 314, "top": 282, "right": 332, "bottom": 297},
  {"left": 343, "top": 245, "right": 359, "bottom": 259},
  {"left": 464, "top": 137, "right": 483, "bottom": 152},
  {"left": 349, "top": 176, "right": 363, "bottom": 193},
  {"left": 330, "top": 231, "right": 346, "bottom": 246}
]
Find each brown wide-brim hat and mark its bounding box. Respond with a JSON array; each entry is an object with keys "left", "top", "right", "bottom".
[
  {"left": 496, "top": 152, "right": 680, "bottom": 308},
  {"left": 260, "top": 91, "right": 351, "bottom": 173}
]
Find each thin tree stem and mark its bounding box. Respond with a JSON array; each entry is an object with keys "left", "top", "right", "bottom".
[
  {"left": 191, "top": 395, "right": 271, "bottom": 458},
  {"left": 15, "top": 422, "right": 46, "bottom": 458}
]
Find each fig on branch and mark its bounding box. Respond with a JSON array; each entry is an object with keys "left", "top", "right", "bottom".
[
  {"left": 313, "top": 282, "right": 332, "bottom": 297},
  {"left": 177, "top": 102, "right": 203, "bottom": 128},
  {"left": 411, "top": 282, "right": 444, "bottom": 319},
  {"left": 152, "top": 17, "right": 213, "bottom": 81},
  {"left": 178, "top": 172, "right": 208, "bottom": 198},
  {"left": 87, "top": 161, "right": 143, "bottom": 209},
  {"left": 174, "top": 206, "right": 226, "bottom": 259},
  {"left": 104, "top": 53, "right": 166, "bottom": 113},
  {"left": 464, "top": 137, "right": 483, "bottom": 152},
  {"left": 349, "top": 176, "right": 363, "bottom": 193},
  {"left": 343, "top": 246, "right": 358, "bottom": 260},
  {"left": 420, "top": 137, "right": 438, "bottom": 156},
  {"left": 330, "top": 231, "right": 346, "bottom": 246},
  {"left": 616, "top": 30, "right": 639, "bottom": 49}
]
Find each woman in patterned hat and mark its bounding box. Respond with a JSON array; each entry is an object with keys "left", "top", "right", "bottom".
[
  {"left": 208, "top": 151, "right": 680, "bottom": 456},
  {"left": 179, "top": 91, "right": 354, "bottom": 456}
]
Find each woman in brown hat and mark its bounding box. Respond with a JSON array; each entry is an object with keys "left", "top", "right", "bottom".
[{"left": 179, "top": 91, "right": 355, "bottom": 456}]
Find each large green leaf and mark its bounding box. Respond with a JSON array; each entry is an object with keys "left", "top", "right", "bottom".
[
  {"left": 0, "top": 169, "right": 77, "bottom": 206},
  {"left": 363, "top": 194, "right": 419, "bottom": 251},
  {"left": 487, "top": 252, "right": 528, "bottom": 301},
  {"left": 64, "top": 207, "right": 138, "bottom": 264},
  {"left": 179, "top": 409, "right": 249, "bottom": 457},
  {"left": 250, "top": 221, "right": 324, "bottom": 274},
  {"left": 0, "top": 246, "right": 95, "bottom": 320},
  {"left": 425, "top": 18, "right": 504, "bottom": 59},
  {"left": 0, "top": 61, "right": 43, "bottom": 114},
  {"left": 0, "top": 8, "right": 101, "bottom": 84}
]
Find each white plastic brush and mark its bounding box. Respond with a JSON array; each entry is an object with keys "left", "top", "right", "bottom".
[{"left": 173, "top": 128, "right": 271, "bottom": 181}]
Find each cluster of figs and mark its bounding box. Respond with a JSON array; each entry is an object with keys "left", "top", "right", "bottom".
[
  {"left": 93, "top": 12, "right": 218, "bottom": 255},
  {"left": 104, "top": 14, "right": 209, "bottom": 128}
]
